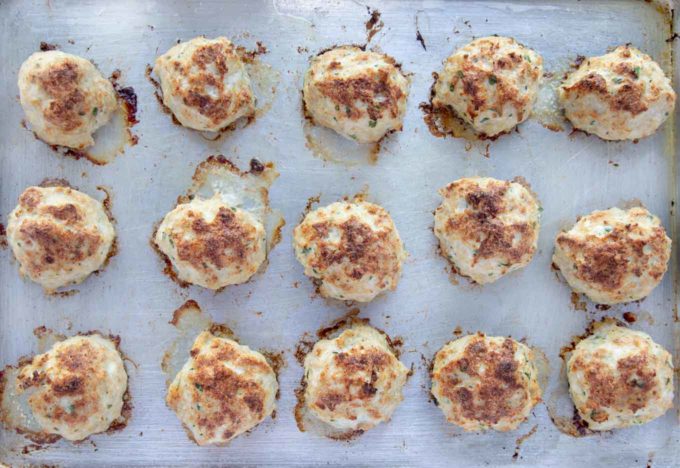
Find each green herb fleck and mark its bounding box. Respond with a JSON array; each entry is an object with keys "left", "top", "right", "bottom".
[
  {"left": 456, "top": 70, "right": 464, "bottom": 79},
  {"left": 195, "top": 383, "right": 204, "bottom": 392},
  {"left": 335, "top": 104, "right": 340, "bottom": 111},
  {"left": 480, "top": 117, "right": 489, "bottom": 123},
  {"left": 368, "top": 119, "right": 377, "bottom": 128},
  {"left": 488, "top": 74, "right": 497, "bottom": 85},
  {"left": 524, "top": 54, "right": 531, "bottom": 63},
  {"left": 92, "top": 107, "right": 98, "bottom": 116},
  {"left": 633, "top": 66, "right": 641, "bottom": 78},
  {"left": 612, "top": 77, "right": 622, "bottom": 84},
  {"left": 449, "top": 83, "right": 455, "bottom": 92}
]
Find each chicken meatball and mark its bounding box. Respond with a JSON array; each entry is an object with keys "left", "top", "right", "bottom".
[
  {"left": 16, "top": 334, "right": 128, "bottom": 441},
  {"left": 567, "top": 322, "right": 673, "bottom": 430},
  {"left": 18, "top": 50, "right": 118, "bottom": 149},
  {"left": 553, "top": 206, "right": 671, "bottom": 304},
  {"left": 303, "top": 46, "right": 409, "bottom": 143},
  {"left": 154, "top": 196, "right": 266, "bottom": 289},
  {"left": 431, "top": 333, "right": 542, "bottom": 432},
  {"left": 434, "top": 177, "right": 541, "bottom": 284},
  {"left": 432, "top": 36, "right": 543, "bottom": 137},
  {"left": 559, "top": 45, "right": 675, "bottom": 140},
  {"left": 166, "top": 330, "right": 278, "bottom": 445},
  {"left": 154, "top": 36, "right": 255, "bottom": 132},
  {"left": 6, "top": 185, "right": 116, "bottom": 292},
  {"left": 293, "top": 200, "right": 406, "bottom": 302},
  {"left": 301, "top": 324, "right": 408, "bottom": 435}
]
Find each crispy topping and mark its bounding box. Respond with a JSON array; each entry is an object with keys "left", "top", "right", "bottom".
[
  {"left": 309, "top": 217, "right": 392, "bottom": 280},
  {"left": 17, "top": 338, "right": 122, "bottom": 434},
  {"left": 556, "top": 223, "right": 668, "bottom": 291},
  {"left": 313, "top": 348, "right": 391, "bottom": 410},
  {"left": 17, "top": 221, "right": 102, "bottom": 275},
  {"left": 441, "top": 38, "right": 539, "bottom": 124},
  {"left": 43, "top": 204, "right": 81, "bottom": 224},
  {"left": 38, "top": 61, "right": 86, "bottom": 131},
  {"left": 316, "top": 69, "right": 403, "bottom": 121},
  {"left": 19, "top": 188, "right": 43, "bottom": 210},
  {"left": 444, "top": 180, "right": 535, "bottom": 265},
  {"left": 172, "top": 207, "right": 257, "bottom": 274},
  {"left": 168, "top": 337, "right": 272, "bottom": 443},
  {"left": 573, "top": 352, "right": 656, "bottom": 417},
  {"left": 438, "top": 337, "right": 526, "bottom": 425},
  {"left": 173, "top": 43, "right": 250, "bottom": 125},
  {"left": 564, "top": 72, "right": 647, "bottom": 116}
]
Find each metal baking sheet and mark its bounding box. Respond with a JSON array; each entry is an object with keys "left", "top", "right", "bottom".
[{"left": 0, "top": 0, "right": 678, "bottom": 466}]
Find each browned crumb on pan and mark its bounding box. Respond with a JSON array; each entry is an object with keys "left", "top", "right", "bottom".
[
  {"left": 512, "top": 424, "right": 539, "bottom": 460},
  {"left": 39, "top": 41, "right": 59, "bottom": 51},
  {"left": 570, "top": 292, "right": 587, "bottom": 312},
  {"left": 415, "top": 14, "right": 427, "bottom": 51},
  {"left": 622, "top": 312, "right": 637, "bottom": 323},
  {"left": 169, "top": 299, "right": 202, "bottom": 326},
  {"left": 365, "top": 7, "right": 384, "bottom": 44},
  {"left": 0, "top": 222, "right": 7, "bottom": 249},
  {"left": 236, "top": 41, "right": 268, "bottom": 64}
]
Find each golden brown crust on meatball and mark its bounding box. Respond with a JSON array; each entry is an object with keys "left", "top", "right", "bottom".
[
  {"left": 172, "top": 206, "right": 259, "bottom": 273},
  {"left": 15, "top": 334, "right": 128, "bottom": 441},
  {"left": 430, "top": 36, "right": 543, "bottom": 137},
  {"left": 556, "top": 228, "right": 667, "bottom": 292},
  {"left": 177, "top": 42, "right": 252, "bottom": 125},
  {"left": 434, "top": 177, "right": 540, "bottom": 284},
  {"left": 553, "top": 207, "right": 671, "bottom": 304},
  {"left": 315, "top": 62, "right": 404, "bottom": 122},
  {"left": 293, "top": 201, "right": 405, "bottom": 302},
  {"left": 451, "top": 181, "right": 533, "bottom": 263},
  {"left": 431, "top": 334, "right": 541, "bottom": 432},
  {"left": 7, "top": 185, "right": 115, "bottom": 291},
  {"left": 302, "top": 46, "right": 410, "bottom": 143},
  {"left": 166, "top": 331, "right": 278, "bottom": 445},
  {"left": 17, "top": 221, "right": 102, "bottom": 276},
  {"left": 299, "top": 324, "right": 409, "bottom": 436},
  {"left": 566, "top": 323, "right": 674, "bottom": 430},
  {"left": 154, "top": 37, "right": 256, "bottom": 132},
  {"left": 38, "top": 61, "right": 86, "bottom": 132},
  {"left": 18, "top": 51, "right": 118, "bottom": 149},
  {"left": 559, "top": 45, "right": 675, "bottom": 140}
]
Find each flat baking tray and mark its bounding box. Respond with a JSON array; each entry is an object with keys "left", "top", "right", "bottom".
[{"left": 0, "top": 0, "right": 678, "bottom": 466}]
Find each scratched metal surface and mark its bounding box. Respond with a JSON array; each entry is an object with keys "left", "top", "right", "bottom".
[{"left": 0, "top": 0, "right": 677, "bottom": 466}]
